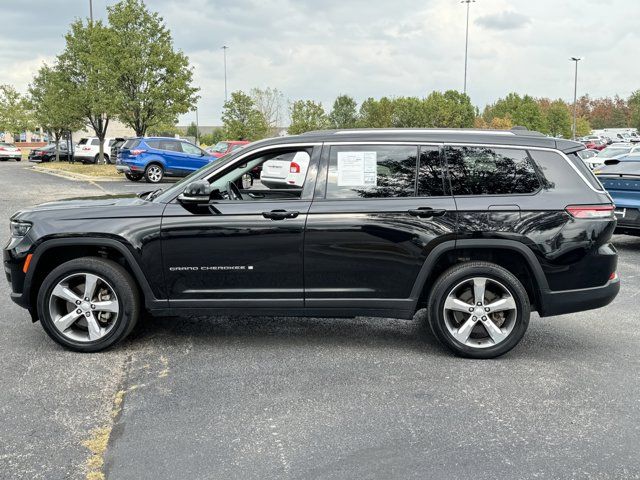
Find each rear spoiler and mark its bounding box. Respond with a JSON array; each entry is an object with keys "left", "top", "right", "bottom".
[{"left": 556, "top": 139, "right": 585, "bottom": 154}]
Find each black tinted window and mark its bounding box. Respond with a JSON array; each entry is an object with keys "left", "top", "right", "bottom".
[
  {"left": 327, "top": 145, "right": 418, "bottom": 199},
  {"left": 123, "top": 139, "right": 140, "bottom": 149},
  {"left": 418, "top": 146, "right": 446, "bottom": 197},
  {"left": 447, "top": 146, "right": 541, "bottom": 195}
]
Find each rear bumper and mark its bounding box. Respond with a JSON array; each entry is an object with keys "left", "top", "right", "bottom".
[
  {"left": 538, "top": 277, "right": 620, "bottom": 317},
  {"left": 613, "top": 207, "right": 640, "bottom": 235}
]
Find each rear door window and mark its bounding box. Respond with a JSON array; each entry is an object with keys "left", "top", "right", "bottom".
[
  {"left": 326, "top": 145, "right": 418, "bottom": 199},
  {"left": 446, "top": 146, "right": 541, "bottom": 195},
  {"left": 418, "top": 146, "right": 447, "bottom": 197},
  {"left": 90, "top": 139, "right": 100, "bottom": 146}
]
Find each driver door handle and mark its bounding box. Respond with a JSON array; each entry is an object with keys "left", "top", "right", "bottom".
[
  {"left": 408, "top": 207, "right": 447, "bottom": 218},
  {"left": 262, "top": 209, "right": 300, "bottom": 220}
]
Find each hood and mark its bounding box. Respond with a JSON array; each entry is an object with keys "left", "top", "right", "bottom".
[{"left": 21, "top": 194, "right": 149, "bottom": 213}]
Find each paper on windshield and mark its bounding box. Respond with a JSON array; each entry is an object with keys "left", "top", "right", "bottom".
[{"left": 337, "top": 151, "right": 377, "bottom": 187}]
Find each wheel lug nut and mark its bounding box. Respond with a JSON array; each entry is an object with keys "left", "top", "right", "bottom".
[
  {"left": 468, "top": 307, "right": 474, "bottom": 312},
  {"left": 472, "top": 316, "right": 477, "bottom": 320},
  {"left": 85, "top": 312, "right": 91, "bottom": 317},
  {"left": 84, "top": 297, "right": 89, "bottom": 301},
  {"left": 482, "top": 316, "right": 487, "bottom": 321},
  {"left": 75, "top": 300, "right": 81, "bottom": 305},
  {"left": 485, "top": 307, "right": 490, "bottom": 312},
  {"left": 76, "top": 309, "right": 82, "bottom": 314},
  {"left": 91, "top": 304, "right": 95, "bottom": 309},
  {"left": 476, "top": 302, "right": 482, "bottom": 306}
]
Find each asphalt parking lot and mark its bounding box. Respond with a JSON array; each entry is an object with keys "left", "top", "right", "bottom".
[{"left": 1, "top": 162, "right": 639, "bottom": 479}]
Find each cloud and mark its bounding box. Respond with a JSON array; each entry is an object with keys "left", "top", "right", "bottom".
[{"left": 475, "top": 11, "right": 531, "bottom": 31}]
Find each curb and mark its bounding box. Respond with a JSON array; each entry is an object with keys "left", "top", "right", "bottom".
[{"left": 31, "top": 165, "right": 124, "bottom": 182}]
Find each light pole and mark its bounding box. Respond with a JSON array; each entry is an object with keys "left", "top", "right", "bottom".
[
  {"left": 89, "top": 0, "right": 93, "bottom": 22},
  {"left": 195, "top": 106, "right": 200, "bottom": 145},
  {"left": 570, "top": 57, "right": 581, "bottom": 140},
  {"left": 462, "top": 0, "right": 475, "bottom": 95},
  {"left": 222, "top": 45, "right": 229, "bottom": 103}
]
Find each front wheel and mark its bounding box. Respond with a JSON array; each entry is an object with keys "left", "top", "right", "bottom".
[
  {"left": 37, "top": 257, "right": 140, "bottom": 352},
  {"left": 427, "top": 261, "right": 530, "bottom": 359},
  {"left": 145, "top": 164, "right": 164, "bottom": 183}
]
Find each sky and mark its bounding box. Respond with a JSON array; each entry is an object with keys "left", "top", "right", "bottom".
[{"left": 1, "top": 0, "right": 638, "bottom": 126}]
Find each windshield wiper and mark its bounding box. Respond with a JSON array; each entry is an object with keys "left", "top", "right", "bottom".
[{"left": 146, "top": 188, "right": 163, "bottom": 201}]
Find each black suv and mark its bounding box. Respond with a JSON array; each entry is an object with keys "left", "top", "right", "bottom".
[{"left": 4, "top": 129, "right": 619, "bottom": 358}]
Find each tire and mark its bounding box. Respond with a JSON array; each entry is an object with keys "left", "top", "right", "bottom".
[
  {"left": 125, "top": 173, "right": 143, "bottom": 182},
  {"left": 145, "top": 163, "right": 164, "bottom": 183},
  {"left": 37, "top": 257, "right": 141, "bottom": 352},
  {"left": 426, "top": 261, "right": 530, "bottom": 359},
  {"left": 94, "top": 154, "right": 109, "bottom": 165}
]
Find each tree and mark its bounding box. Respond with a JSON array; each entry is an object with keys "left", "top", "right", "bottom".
[
  {"left": 29, "top": 65, "right": 83, "bottom": 161},
  {"left": 627, "top": 90, "right": 640, "bottom": 131},
  {"left": 358, "top": 97, "right": 394, "bottom": 128},
  {"left": 543, "top": 99, "right": 572, "bottom": 138},
  {"left": 575, "top": 117, "right": 591, "bottom": 137},
  {"left": 57, "top": 19, "right": 120, "bottom": 163},
  {"left": 250, "top": 87, "right": 285, "bottom": 134},
  {"left": 0, "top": 84, "right": 34, "bottom": 137},
  {"left": 200, "top": 129, "right": 224, "bottom": 147},
  {"left": 329, "top": 95, "right": 358, "bottom": 129},
  {"left": 108, "top": 0, "right": 199, "bottom": 137},
  {"left": 483, "top": 93, "right": 545, "bottom": 131},
  {"left": 186, "top": 121, "right": 199, "bottom": 139},
  {"left": 422, "top": 90, "right": 475, "bottom": 128},
  {"left": 392, "top": 97, "right": 426, "bottom": 127},
  {"left": 221, "top": 91, "right": 268, "bottom": 140},
  {"left": 288, "top": 100, "right": 329, "bottom": 135}
]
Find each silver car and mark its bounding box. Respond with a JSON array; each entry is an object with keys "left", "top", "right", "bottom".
[{"left": 0, "top": 142, "right": 22, "bottom": 161}]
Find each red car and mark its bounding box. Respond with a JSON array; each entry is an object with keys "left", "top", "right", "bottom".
[
  {"left": 582, "top": 137, "right": 607, "bottom": 151},
  {"left": 206, "top": 140, "right": 249, "bottom": 158}
]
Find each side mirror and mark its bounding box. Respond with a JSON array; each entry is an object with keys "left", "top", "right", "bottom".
[{"left": 177, "top": 181, "right": 212, "bottom": 204}]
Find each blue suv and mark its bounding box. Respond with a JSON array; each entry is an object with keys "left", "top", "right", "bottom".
[{"left": 116, "top": 137, "right": 215, "bottom": 183}]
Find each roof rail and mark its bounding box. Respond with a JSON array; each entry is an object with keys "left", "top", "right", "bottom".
[{"left": 510, "top": 126, "right": 546, "bottom": 137}]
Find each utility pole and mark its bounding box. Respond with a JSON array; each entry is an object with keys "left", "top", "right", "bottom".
[
  {"left": 89, "top": 0, "right": 93, "bottom": 22},
  {"left": 462, "top": 0, "right": 475, "bottom": 95},
  {"left": 570, "top": 57, "right": 582, "bottom": 140},
  {"left": 195, "top": 107, "right": 200, "bottom": 145},
  {"left": 222, "top": 45, "right": 229, "bottom": 103}
]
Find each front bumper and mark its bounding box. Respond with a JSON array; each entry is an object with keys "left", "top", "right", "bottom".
[
  {"left": 3, "top": 248, "right": 30, "bottom": 310},
  {"left": 0, "top": 153, "right": 22, "bottom": 161},
  {"left": 538, "top": 277, "right": 620, "bottom": 317}
]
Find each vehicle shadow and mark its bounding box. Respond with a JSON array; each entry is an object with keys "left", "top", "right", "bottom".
[{"left": 126, "top": 310, "right": 446, "bottom": 356}]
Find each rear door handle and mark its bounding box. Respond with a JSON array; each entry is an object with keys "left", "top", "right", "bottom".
[
  {"left": 262, "top": 209, "right": 300, "bottom": 220},
  {"left": 408, "top": 207, "right": 447, "bottom": 218}
]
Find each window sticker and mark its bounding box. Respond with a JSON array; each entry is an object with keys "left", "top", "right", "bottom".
[{"left": 337, "top": 151, "right": 377, "bottom": 187}]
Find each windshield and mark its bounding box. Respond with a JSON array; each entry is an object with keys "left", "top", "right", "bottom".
[
  {"left": 598, "top": 147, "right": 630, "bottom": 157},
  {"left": 211, "top": 141, "right": 229, "bottom": 153}
]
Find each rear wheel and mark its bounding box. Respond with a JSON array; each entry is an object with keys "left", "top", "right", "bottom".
[
  {"left": 145, "top": 164, "right": 164, "bottom": 183},
  {"left": 427, "top": 261, "right": 530, "bottom": 359},
  {"left": 37, "top": 257, "right": 140, "bottom": 352},
  {"left": 125, "top": 172, "right": 142, "bottom": 182}
]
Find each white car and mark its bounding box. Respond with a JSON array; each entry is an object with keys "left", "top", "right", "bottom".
[
  {"left": 260, "top": 151, "right": 310, "bottom": 189},
  {"left": 0, "top": 142, "right": 22, "bottom": 161},
  {"left": 584, "top": 143, "right": 640, "bottom": 170},
  {"left": 74, "top": 137, "right": 124, "bottom": 164}
]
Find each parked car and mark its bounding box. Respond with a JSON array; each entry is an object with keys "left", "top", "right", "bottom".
[
  {"left": 582, "top": 137, "right": 607, "bottom": 151},
  {"left": 585, "top": 143, "right": 640, "bottom": 170},
  {"left": 596, "top": 155, "right": 640, "bottom": 236},
  {"left": 260, "top": 151, "right": 311, "bottom": 188},
  {"left": 577, "top": 148, "right": 599, "bottom": 162},
  {"left": 110, "top": 138, "right": 128, "bottom": 162},
  {"left": 206, "top": 140, "right": 250, "bottom": 158},
  {"left": 0, "top": 142, "right": 22, "bottom": 161},
  {"left": 74, "top": 137, "right": 124, "bottom": 164},
  {"left": 4, "top": 128, "right": 619, "bottom": 358},
  {"left": 116, "top": 137, "right": 214, "bottom": 183},
  {"left": 28, "top": 143, "right": 72, "bottom": 163}
]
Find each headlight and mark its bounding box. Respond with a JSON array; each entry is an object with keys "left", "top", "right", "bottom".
[{"left": 10, "top": 220, "right": 32, "bottom": 238}]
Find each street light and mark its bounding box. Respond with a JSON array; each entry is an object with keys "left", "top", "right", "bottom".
[
  {"left": 222, "top": 45, "right": 229, "bottom": 103},
  {"left": 462, "top": 0, "right": 476, "bottom": 95},
  {"left": 570, "top": 57, "right": 582, "bottom": 140}
]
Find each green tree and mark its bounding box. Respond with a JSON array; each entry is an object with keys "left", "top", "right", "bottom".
[
  {"left": 221, "top": 91, "right": 268, "bottom": 140},
  {"left": 422, "top": 90, "right": 475, "bottom": 128},
  {"left": 392, "top": 97, "right": 426, "bottom": 127},
  {"left": 628, "top": 91, "right": 640, "bottom": 131},
  {"left": 186, "top": 121, "right": 199, "bottom": 139},
  {"left": 483, "top": 93, "right": 545, "bottom": 131},
  {"left": 29, "top": 65, "right": 83, "bottom": 161},
  {"left": 288, "top": 100, "right": 329, "bottom": 135},
  {"left": 575, "top": 117, "right": 591, "bottom": 138},
  {"left": 108, "top": 0, "right": 198, "bottom": 137},
  {"left": 0, "top": 84, "right": 34, "bottom": 137},
  {"left": 200, "top": 128, "right": 224, "bottom": 147},
  {"left": 329, "top": 95, "right": 358, "bottom": 129},
  {"left": 57, "top": 19, "right": 120, "bottom": 163},
  {"left": 543, "top": 99, "right": 572, "bottom": 138},
  {"left": 358, "top": 97, "right": 394, "bottom": 128},
  {"left": 147, "top": 119, "right": 179, "bottom": 136}
]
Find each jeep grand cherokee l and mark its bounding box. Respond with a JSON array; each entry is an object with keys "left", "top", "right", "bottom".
[{"left": 4, "top": 128, "right": 619, "bottom": 358}]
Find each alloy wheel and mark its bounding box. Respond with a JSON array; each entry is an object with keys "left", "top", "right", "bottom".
[
  {"left": 48, "top": 273, "right": 120, "bottom": 342},
  {"left": 443, "top": 277, "right": 517, "bottom": 349},
  {"left": 146, "top": 165, "right": 162, "bottom": 182}
]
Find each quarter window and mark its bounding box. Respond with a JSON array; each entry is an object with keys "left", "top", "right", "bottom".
[
  {"left": 446, "top": 146, "right": 541, "bottom": 195},
  {"left": 181, "top": 141, "right": 203, "bottom": 155},
  {"left": 327, "top": 145, "right": 418, "bottom": 199}
]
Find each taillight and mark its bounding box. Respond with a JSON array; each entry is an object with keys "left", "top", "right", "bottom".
[
  {"left": 37, "top": 151, "right": 45, "bottom": 155},
  {"left": 566, "top": 205, "right": 614, "bottom": 219},
  {"left": 0, "top": 147, "right": 6, "bottom": 151},
  {"left": 290, "top": 162, "right": 300, "bottom": 174},
  {"left": 130, "top": 149, "right": 146, "bottom": 156}
]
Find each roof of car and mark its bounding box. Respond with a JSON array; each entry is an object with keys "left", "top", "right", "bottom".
[{"left": 250, "top": 128, "right": 585, "bottom": 153}]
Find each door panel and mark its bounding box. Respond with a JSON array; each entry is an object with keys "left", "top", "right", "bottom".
[{"left": 162, "top": 200, "right": 310, "bottom": 307}]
